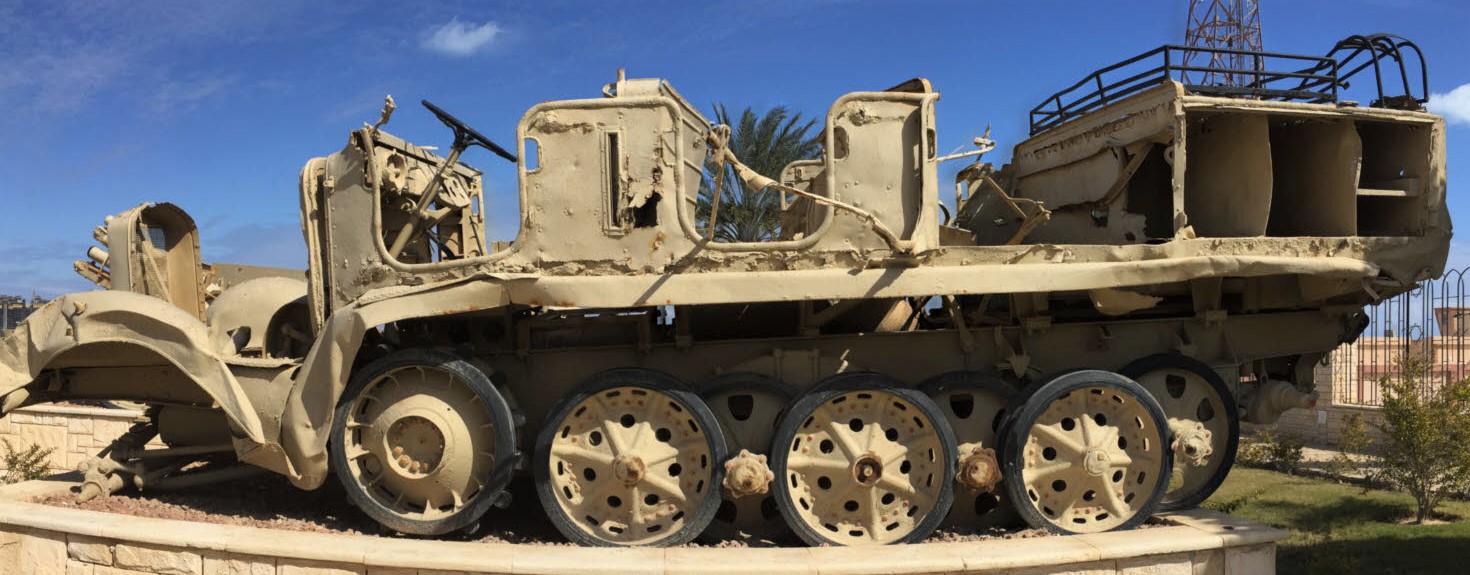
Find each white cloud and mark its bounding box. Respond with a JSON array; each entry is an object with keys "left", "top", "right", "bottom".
[
  {"left": 151, "top": 75, "right": 238, "bottom": 115},
  {"left": 1428, "top": 83, "right": 1470, "bottom": 126},
  {"left": 421, "top": 18, "right": 502, "bottom": 57}
]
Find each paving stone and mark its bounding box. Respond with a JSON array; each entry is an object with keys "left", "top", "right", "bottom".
[
  {"left": 1192, "top": 549, "right": 1225, "bottom": 575},
  {"left": 1007, "top": 560, "right": 1118, "bottom": 575},
  {"left": 1118, "top": 552, "right": 1193, "bottom": 575},
  {"left": 66, "top": 560, "right": 94, "bottom": 575},
  {"left": 67, "top": 534, "right": 114, "bottom": 565},
  {"left": 277, "top": 559, "right": 366, "bottom": 575},
  {"left": 202, "top": 552, "right": 276, "bottom": 575},
  {"left": 93, "top": 567, "right": 155, "bottom": 575},
  {"left": 67, "top": 417, "right": 93, "bottom": 435},
  {"left": 19, "top": 529, "right": 68, "bottom": 575},
  {"left": 17, "top": 424, "right": 68, "bottom": 470},
  {"left": 1224, "top": 544, "right": 1274, "bottom": 575},
  {"left": 114, "top": 543, "right": 202, "bottom": 575},
  {"left": 0, "top": 525, "right": 23, "bottom": 568}
]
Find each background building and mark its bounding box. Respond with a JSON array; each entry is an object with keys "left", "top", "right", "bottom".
[{"left": 1, "top": 294, "right": 48, "bottom": 335}]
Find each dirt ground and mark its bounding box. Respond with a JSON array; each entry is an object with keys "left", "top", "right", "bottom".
[{"left": 31, "top": 474, "right": 1076, "bottom": 547}]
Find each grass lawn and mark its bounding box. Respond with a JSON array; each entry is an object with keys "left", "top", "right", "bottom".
[{"left": 1203, "top": 467, "right": 1470, "bottom": 574}]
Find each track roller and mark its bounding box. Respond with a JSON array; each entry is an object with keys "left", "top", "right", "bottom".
[
  {"left": 330, "top": 349, "right": 517, "bottom": 536},
  {"left": 534, "top": 369, "right": 726, "bottom": 547},
  {"left": 1001, "top": 370, "right": 1172, "bottom": 534},
  {"left": 1121, "top": 354, "right": 1239, "bottom": 511},
  {"left": 771, "top": 372, "right": 956, "bottom": 546},
  {"left": 699, "top": 373, "right": 793, "bottom": 542},
  {"left": 919, "top": 371, "right": 1020, "bottom": 531}
]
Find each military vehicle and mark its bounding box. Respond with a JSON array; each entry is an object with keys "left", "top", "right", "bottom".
[{"left": 0, "top": 34, "right": 1448, "bottom": 547}]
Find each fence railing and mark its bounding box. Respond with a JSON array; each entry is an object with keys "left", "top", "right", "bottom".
[
  {"left": 1331, "top": 268, "right": 1470, "bottom": 406},
  {"left": 1028, "top": 44, "right": 1338, "bottom": 135},
  {"left": 1028, "top": 33, "right": 1432, "bottom": 136}
]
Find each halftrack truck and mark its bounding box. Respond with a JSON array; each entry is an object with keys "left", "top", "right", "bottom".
[{"left": 0, "top": 34, "right": 1449, "bottom": 546}]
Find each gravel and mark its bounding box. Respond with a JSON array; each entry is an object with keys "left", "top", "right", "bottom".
[{"left": 31, "top": 475, "right": 1168, "bottom": 546}]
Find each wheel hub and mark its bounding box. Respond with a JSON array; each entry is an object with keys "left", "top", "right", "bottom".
[
  {"left": 722, "top": 449, "right": 774, "bottom": 498},
  {"left": 1082, "top": 448, "right": 1110, "bottom": 476},
  {"left": 956, "top": 443, "right": 1003, "bottom": 492},
  {"left": 612, "top": 454, "right": 646, "bottom": 485},
  {"left": 853, "top": 454, "right": 883, "bottom": 487},
  {"left": 386, "top": 414, "right": 446, "bottom": 476},
  {"left": 1170, "top": 422, "right": 1214, "bottom": 467}
]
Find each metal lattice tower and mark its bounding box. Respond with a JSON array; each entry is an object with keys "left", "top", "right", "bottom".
[{"left": 1183, "top": 0, "right": 1263, "bottom": 87}]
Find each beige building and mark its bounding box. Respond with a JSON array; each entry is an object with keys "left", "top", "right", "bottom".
[{"left": 1263, "top": 306, "right": 1470, "bottom": 446}]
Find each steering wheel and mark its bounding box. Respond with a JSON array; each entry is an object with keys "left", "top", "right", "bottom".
[
  {"left": 387, "top": 101, "right": 519, "bottom": 258},
  {"left": 421, "top": 100, "right": 517, "bottom": 163}
]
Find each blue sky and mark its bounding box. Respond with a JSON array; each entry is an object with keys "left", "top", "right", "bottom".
[{"left": 1, "top": 0, "right": 1467, "bottom": 297}]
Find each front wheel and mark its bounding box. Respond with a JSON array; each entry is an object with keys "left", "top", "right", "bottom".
[{"left": 329, "top": 349, "right": 517, "bottom": 536}]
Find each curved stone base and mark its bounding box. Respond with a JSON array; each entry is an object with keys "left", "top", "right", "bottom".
[{"left": 0, "top": 476, "right": 1282, "bottom": 575}]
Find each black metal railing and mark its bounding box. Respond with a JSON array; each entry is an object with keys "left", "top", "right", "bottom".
[
  {"left": 1029, "top": 44, "right": 1338, "bottom": 135},
  {"left": 1323, "top": 33, "right": 1429, "bottom": 109},
  {"left": 1332, "top": 268, "right": 1470, "bottom": 407}
]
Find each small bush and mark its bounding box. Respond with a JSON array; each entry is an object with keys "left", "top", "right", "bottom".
[
  {"left": 1238, "top": 428, "right": 1305, "bottom": 474},
  {"left": 1327, "top": 412, "right": 1373, "bottom": 480},
  {"left": 1375, "top": 356, "right": 1470, "bottom": 523},
  {"left": 1, "top": 439, "right": 54, "bottom": 484}
]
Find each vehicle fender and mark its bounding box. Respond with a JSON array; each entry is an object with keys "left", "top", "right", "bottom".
[
  {"left": 0, "top": 290, "right": 267, "bottom": 444},
  {"left": 279, "top": 276, "right": 509, "bottom": 490}
]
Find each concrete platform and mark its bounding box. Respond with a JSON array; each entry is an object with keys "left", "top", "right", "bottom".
[{"left": 0, "top": 475, "right": 1283, "bottom": 575}]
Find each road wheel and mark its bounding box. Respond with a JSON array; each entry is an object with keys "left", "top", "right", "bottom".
[
  {"left": 699, "top": 373, "right": 793, "bottom": 543},
  {"left": 771, "top": 372, "right": 955, "bottom": 546},
  {"left": 330, "top": 349, "right": 516, "bottom": 535},
  {"left": 1002, "top": 370, "right": 1171, "bottom": 534},
  {"left": 534, "top": 369, "right": 726, "bottom": 547},
  {"left": 1121, "top": 354, "right": 1238, "bottom": 511},
  {"left": 919, "top": 371, "right": 1020, "bottom": 531}
]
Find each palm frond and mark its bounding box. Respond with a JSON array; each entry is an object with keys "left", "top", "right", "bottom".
[{"left": 695, "top": 104, "right": 823, "bottom": 242}]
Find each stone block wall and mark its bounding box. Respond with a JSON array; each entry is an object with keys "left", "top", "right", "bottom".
[
  {"left": 0, "top": 473, "right": 1286, "bottom": 575},
  {"left": 1244, "top": 404, "right": 1385, "bottom": 450},
  {"left": 0, "top": 521, "right": 1280, "bottom": 575},
  {"left": 1243, "top": 357, "right": 1390, "bottom": 451},
  {"left": 0, "top": 406, "right": 149, "bottom": 473}
]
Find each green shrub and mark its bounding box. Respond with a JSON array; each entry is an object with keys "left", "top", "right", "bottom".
[
  {"left": 1238, "top": 428, "right": 1305, "bottom": 474},
  {"left": 1, "top": 438, "right": 54, "bottom": 484},
  {"left": 1327, "top": 412, "right": 1372, "bottom": 481},
  {"left": 1375, "top": 356, "right": 1470, "bottom": 523}
]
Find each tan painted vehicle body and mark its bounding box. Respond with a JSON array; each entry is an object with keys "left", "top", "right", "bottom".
[{"left": 0, "top": 67, "right": 1449, "bottom": 545}]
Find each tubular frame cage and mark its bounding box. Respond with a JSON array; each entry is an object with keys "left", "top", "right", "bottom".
[{"left": 1028, "top": 33, "right": 1430, "bottom": 135}]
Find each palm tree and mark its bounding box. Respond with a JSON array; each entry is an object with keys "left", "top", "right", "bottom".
[{"left": 696, "top": 104, "right": 823, "bottom": 243}]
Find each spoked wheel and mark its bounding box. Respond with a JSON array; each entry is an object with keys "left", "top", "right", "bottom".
[
  {"left": 1121, "top": 354, "right": 1238, "bottom": 511},
  {"left": 771, "top": 372, "right": 956, "bottom": 546},
  {"left": 1001, "top": 370, "right": 1172, "bottom": 534},
  {"left": 919, "top": 372, "right": 1020, "bottom": 531},
  {"left": 534, "top": 369, "right": 726, "bottom": 547},
  {"left": 330, "top": 349, "right": 516, "bottom": 535},
  {"left": 699, "top": 373, "right": 793, "bottom": 542}
]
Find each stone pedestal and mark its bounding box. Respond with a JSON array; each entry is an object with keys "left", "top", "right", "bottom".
[{"left": 0, "top": 477, "right": 1283, "bottom": 575}]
